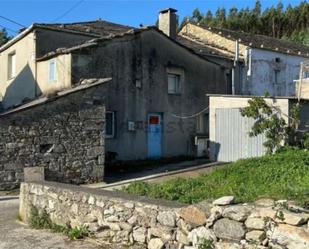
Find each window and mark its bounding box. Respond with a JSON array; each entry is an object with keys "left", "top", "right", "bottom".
[
  {"left": 168, "top": 73, "right": 181, "bottom": 94},
  {"left": 197, "top": 113, "right": 209, "bottom": 135},
  {"left": 8, "top": 52, "right": 16, "bottom": 79},
  {"left": 106, "top": 111, "right": 115, "bottom": 138},
  {"left": 274, "top": 69, "right": 281, "bottom": 84},
  {"left": 48, "top": 59, "right": 56, "bottom": 81}
]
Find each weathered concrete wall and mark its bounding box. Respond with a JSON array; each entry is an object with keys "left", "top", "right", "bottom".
[
  {"left": 35, "top": 28, "right": 95, "bottom": 58},
  {"left": 20, "top": 182, "right": 309, "bottom": 249},
  {"left": 0, "top": 32, "right": 37, "bottom": 109},
  {"left": 0, "top": 83, "right": 106, "bottom": 190},
  {"left": 36, "top": 53, "right": 72, "bottom": 94},
  {"left": 71, "top": 30, "right": 227, "bottom": 160},
  {"left": 247, "top": 48, "right": 307, "bottom": 96}
]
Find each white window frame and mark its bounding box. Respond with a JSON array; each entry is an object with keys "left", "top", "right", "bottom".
[
  {"left": 106, "top": 111, "right": 115, "bottom": 138},
  {"left": 48, "top": 59, "right": 57, "bottom": 82},
  {"left": 8, "top": 52, "right": 16, "bottom": 80},
  {"left": 167, "top": 73, "right": 181, "bottom": 94}
]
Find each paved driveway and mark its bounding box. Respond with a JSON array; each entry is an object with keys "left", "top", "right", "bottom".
[{"left": 0, "top": 197, "right": 104, "bottom": 249}]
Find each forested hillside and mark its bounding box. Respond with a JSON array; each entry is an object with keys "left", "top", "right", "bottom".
[{"left": 181, "top": 1, "right": 309, "bottom": 45}]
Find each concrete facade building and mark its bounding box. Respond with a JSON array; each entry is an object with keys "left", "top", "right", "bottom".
[
  {"left": 36, "top": 28, "right": 227, "bottom": 161},
  {"left": 0, "top": 13, "right": 228, "bottom": 163},
  {"left": 178, "top": 22, "right": 309, "bottom": 97}
]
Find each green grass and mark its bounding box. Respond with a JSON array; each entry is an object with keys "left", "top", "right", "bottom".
[
  {"left": 123, "top": 148, "right": 309, "bottom": 207},
  {"left": 29, "top": 206, "right": 89, "bottom": 240}
]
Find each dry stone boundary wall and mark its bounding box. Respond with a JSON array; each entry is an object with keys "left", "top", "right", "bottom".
[{"left": 20, "top": 182, "right": 309, "bottom": 249}]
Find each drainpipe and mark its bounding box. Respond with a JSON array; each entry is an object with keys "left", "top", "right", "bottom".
[
  {"left": 232, "top": 40, "right": 239, "bottom": 95},
  {"left": 33, "top": 30, "right": 38, "bottom": 97}
]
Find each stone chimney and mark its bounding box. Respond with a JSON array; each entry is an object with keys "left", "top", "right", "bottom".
[{"left": 158, "top": 8, "right": 177, "bottom": 39}]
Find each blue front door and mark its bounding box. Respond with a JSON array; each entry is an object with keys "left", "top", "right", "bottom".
[{"left": 147, "top": 114, "right": 162, "bottom": 158}]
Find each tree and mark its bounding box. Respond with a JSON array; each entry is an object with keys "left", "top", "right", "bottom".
[
  {"left": 240, "top": 96, "right": 300, "bottom": 154},
  {"left": 0, "top": 28, "right": 10, "bottom": 46},
  {"left": 192, "top": 8, "right": 203, "bottom": 23},
  {"left": 185, "top": 1, "right": 309, "bottom": 44}
]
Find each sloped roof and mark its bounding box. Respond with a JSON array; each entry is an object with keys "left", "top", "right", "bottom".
[
  {"left": 36, "top": 27, "right": 225, "bottom": 67},
  {"left": 176, "top": 35, "right": 235, "bottom": 60},
  {"left": 37, "top": 19, "right": 133, "bottom": 36},
  {"left": 190, "top": 22, "right": 309, "bottom": 57},
  {"left": 0, "top": 78, "right": 112, "bottom": 116},
  {"left": 0, "top": 20, "right": 133, "bottom": 52}
]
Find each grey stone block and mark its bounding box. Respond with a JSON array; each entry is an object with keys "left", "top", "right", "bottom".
[{"left": 24, "top": 167, "right": 45, "bottom": 182}]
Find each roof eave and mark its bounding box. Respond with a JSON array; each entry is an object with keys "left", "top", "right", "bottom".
[{"left": 0, "top": 24, "right": 34, "bottom": 52}]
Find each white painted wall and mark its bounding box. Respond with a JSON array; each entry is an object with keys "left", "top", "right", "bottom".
[
  {"left": 209, "top": 96, "right": 290, "bottom": 161},
  {"left": 244, "top": 48, "right": 307, "bottom": 97}
]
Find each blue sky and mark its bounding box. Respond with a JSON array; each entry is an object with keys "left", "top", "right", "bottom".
[{"left": 0, "top": 0, "right": 304, "bottom": 36}]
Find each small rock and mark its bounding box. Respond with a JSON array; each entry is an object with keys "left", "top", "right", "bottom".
[
  {"left": 278, "top": 211, "right": 308, "bottom": 226},
  {"left": 177, "top": 218, "right": 192, "bottom": 234},
  {"left": 223, "top": 205, "right": 251, "bottom": 222},
  {"left": 148, "top": 238, "right": 164, "bottom": 249},
  {"left": 148, "top": 225, "right": 173, "bottom": 242},
  {"left": 157, "top": 211, "right": 176, "bottom": 227},
  {"left": 255, "top": 198, "right": 275, "bottom": 207},
  {"left": 133, "top": 227, "right": 147, "bottom": 243},
  {"left": 245, "top": 218, "right": 266, "bottom": 230},
  {"left": 249, "top": 208, "right": 277, "bottom": 220},
  {"left": 213, "top": 196, "right": 235, "bottom": 206},
  {"left": 85, "top": 222, "right": 101, "bottom": 233},
  {"left": 119, "top": 222, "right": 133, "bottom": 231},
  {"left": 271, "top": 223, "right": 309, "bottom": 249},
  {"left": 180, "top": 206, "right": 207, "bottom": 226},
  {"left": 215, "top": 242, "right": 242, "bottom": 249},
  {"left": 176, "top": 230, "right": 190, "bottom": 245},
  {"left": 213, "top": 218, "right": 245, "bottom": 241},
  {"left": 206, "top": 206, "right": 223, "bottom": 228},
  {"left": 245, "top": 230, "right": 266, "bottom": 242},
  {"left": 188, "top": 226, "right": 216, "bottom": 246}
]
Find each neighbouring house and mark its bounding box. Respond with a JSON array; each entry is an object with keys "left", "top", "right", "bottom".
[
  {"left": 0, "top": 20, "right": 132, "bottom": 109},
  {"left": 0, "top": 9, "right": 228, "bottom": 164},
  {"left": 178, "top": 22, "right": 309, "bottom": 97},
  {"left": 208, "top": 95, "right": 309, "bottom": 162}
]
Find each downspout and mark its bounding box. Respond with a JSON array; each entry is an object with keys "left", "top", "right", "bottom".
[
  {"left": 33, "top": 30, "right": 38, "bottom": 97},
  {"left": 232, "top": 40, "right": 239, "bottom": 95}
]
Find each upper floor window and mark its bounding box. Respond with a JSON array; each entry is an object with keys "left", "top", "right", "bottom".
[
  {"left": 8, "top": 52, "right": 16, "bottom": 79},
  {"left": 274, "top": 69, "right": 281, "bottom": 85},
  {"left": 168, "top": 73, "right": 181, "bottom": 94},
  {"left": 48, "top": 59, "right": 56, "bottom": 81}
]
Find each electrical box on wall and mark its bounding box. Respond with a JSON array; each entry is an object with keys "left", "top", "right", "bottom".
[
  {"left": 135, "top": 80, "right": 142, "bottom": 88},
  {"left": 128, "top": 121, "right": 135, "bottom": 131}
]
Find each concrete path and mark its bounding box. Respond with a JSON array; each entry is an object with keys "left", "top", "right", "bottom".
[
  {"left": 87, "top": 161, "right": 226, "bottom": 191},
  {"left": 0, "top": 197, "right": 106, "bottom": 249}
]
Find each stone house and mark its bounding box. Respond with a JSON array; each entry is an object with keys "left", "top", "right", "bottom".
[
  {"left": 178, "top": 22, "right": 309, "bottom": 96},
  {"left": 0, "top": 10, "right": 228, "bottom": 162},
  {"left": 0, "top": 78, "right": 110, "bottom": 190}
]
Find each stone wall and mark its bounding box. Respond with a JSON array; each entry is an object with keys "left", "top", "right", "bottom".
[
  {"left": 0, "top": 83, "right": 106, "bottom": 190},
  {"left": 20, "top": 182, "right": 309, "bottom": 249}
]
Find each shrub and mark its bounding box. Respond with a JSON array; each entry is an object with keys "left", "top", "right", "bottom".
[{"left": 29, "top": 206, "right": 89, "bottom": 240}]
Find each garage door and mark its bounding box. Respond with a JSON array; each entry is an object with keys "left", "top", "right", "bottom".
[{"left": 215, "top": 108, "right": 266, "bottom": 162}]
